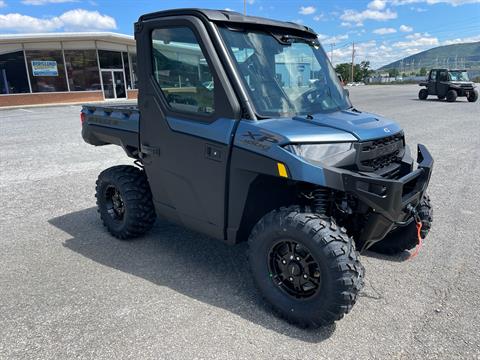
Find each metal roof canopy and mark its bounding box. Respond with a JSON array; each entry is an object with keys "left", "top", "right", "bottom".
[
  {"left": 138, "top": 8, "right": 317, "bottom": 38},
  {"left": 0, "top": 32, "right": 135, "bottom": 46}
]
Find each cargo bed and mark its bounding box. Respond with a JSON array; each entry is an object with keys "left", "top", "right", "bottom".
[{"left": 81, "top": 103, "right": 140, "bottom": 158}]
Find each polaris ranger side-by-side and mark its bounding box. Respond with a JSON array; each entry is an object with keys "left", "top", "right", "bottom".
[
  {"left": 81, "top": 9, "right": 433, "bottom": 327},
  {"left": 419, "top": 68, "right": 478, "bottom": 102}
]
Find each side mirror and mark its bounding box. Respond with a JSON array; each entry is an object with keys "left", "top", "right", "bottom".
[{"left": 344, "top": 88, "right": 350, "bottom": 97}]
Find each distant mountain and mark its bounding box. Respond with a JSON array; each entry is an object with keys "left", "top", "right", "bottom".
[{"left": 378, "top": 42, "right": 480, "bottom": 75}]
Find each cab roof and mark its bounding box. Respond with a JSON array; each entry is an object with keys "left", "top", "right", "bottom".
[{"left": 138, "top": 8, "right": 317, "bottom": 38}]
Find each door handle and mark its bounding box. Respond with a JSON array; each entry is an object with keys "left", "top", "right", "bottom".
[
  {"left": 205, "top": 144, "right": 222, "bottom": 162},
  {"left": 141, "top": 144, "right": 161, "bottom": 157}
]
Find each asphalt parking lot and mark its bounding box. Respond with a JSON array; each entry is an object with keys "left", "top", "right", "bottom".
[{"left": 1, "top": 84, "right": 479, "bottom": 359}]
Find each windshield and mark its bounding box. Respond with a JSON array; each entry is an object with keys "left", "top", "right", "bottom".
[
  {"left": 449, "top": 70, "right": 469, "bottom": 81},
  {"left": 219, "top": 27, "right": 351, "bottom": 118}
]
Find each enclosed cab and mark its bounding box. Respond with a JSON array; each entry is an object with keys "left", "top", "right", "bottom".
[
  {"left": 82, "top": 9, "right": 434, "bottom": 327},
  {"left": 419, "top": 68, "right": 478, "bottom": 102}
]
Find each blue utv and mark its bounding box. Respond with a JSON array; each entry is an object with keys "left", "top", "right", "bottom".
[{"left": 81, "top": 9, "right": 434, "bottom": 327}]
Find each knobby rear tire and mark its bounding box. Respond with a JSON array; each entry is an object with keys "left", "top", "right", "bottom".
[
  {"left": 95, "top": 165, "right": 156, "bottom": 240},
  {"left": 446, "top": 89, "right": 457, "bottom": 102}
]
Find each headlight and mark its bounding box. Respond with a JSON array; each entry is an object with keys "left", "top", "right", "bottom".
[{"left": 285, "top": 143, "right": 353, "bottom": 162}]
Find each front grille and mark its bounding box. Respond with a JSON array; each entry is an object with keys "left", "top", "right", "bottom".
[{"left": 355, "top": 132, "right": 405, "bottom": 174}]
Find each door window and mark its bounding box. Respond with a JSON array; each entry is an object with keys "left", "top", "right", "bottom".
[
  {"left": 438, "top": 71, "right": 448, "bottom": 81},
  {"left": 429, "top": 70, "right": 437, "bottom": 81},
  {"left": 151, "top": 27, "right": 215, "bottom": 115}
]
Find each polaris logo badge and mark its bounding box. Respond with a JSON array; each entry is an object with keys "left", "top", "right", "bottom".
[{"left": 383, "top": 128, "right": 391, "bottom": 133}]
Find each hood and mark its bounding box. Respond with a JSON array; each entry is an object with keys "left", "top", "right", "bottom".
[
  {"left": 303, "top": 109, "right": 402, "bottom": 140},
  {"left": 239, "top": 109, "right": 402, "bottom": 146}
]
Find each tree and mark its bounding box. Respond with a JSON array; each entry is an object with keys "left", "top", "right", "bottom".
[
  {"left": 335, "top": 61, "right": 373, "bottom": 83},
  {"left": 356, "top": 61, "right": 373, "bottom": 82},
  {"left": 388, "top": 68, "right": 399, "bottom": 78},
  {"left": 419, "top": 67, "right": 427, "bottom": 76},
  {"left": 335, "top": 63, "right": 351, "bottom": 83}
]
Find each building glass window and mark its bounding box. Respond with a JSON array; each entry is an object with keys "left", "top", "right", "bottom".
[
  {"left": 64, "top": 49, "right": 101, "bottom": 91},
  {"left": 25, "top": 50, "right": 68, "bottom": 92},
  {"left": 122, "top": 52, "right": 132, "bottom": 89},
  {"left": 98, "top": 50, "right": 123, "bottom": 69},
  {"left": 151, "top": 27, "right": 215, "bottom": 114},
  {"left": 130, "top": 52, "right": 138, "bottom": 89},
  {"left": 0, "top": 51, "right": 30, "bottom": 94}
]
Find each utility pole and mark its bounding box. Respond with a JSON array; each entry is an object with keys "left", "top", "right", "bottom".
[
  {"left": 351, "top": 41, "right": 355, "bottom": 82},
  {"left": 329, "top": 43, "right": 336, "bottom": 64},
  {"left": 244, "top": 0, "right": 246, "bottom": 15}
]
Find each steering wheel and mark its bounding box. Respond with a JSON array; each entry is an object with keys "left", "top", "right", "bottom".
[{"left": 299, "top": 85, "right": 328, "bottom": 111}]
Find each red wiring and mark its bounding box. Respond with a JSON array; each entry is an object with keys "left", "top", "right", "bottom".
[{"left": 409, "top": 221, "right": 423, "bottom": 259}]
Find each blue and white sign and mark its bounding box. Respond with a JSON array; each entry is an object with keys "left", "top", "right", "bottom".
[{"left": 31, "top": 61, "right": 58, "bottom": 76}]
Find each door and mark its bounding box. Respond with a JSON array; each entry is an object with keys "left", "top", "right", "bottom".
[
  {"left": 101, "top": 70, "right": 127, "bottom": 99},
  {"left": 101, "top": 71, "right": 115, "bottom": 99},
  {"left": 113, "top": 71, "right": 126, "bottom": 98},
  {"left": 436, "top": 70, "right": 449, "bottom": 97},
  {"left": 427, "top": 70, "right": 437, "bottom": 95},
  {"left": 136, "top": 17, "right": 240, "bottom": 240}
]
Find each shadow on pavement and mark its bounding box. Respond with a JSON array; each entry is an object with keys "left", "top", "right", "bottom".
[
  {"left": 410, "top": 98, "right": 468, "bottom": 102},
  {"left": 362, "top": 250, "right": 411, "bottom": 263},
  {"left": 49, "top": 207, "right": 336, "bottom": 343}
]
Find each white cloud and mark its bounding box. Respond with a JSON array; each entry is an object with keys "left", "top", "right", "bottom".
[
  {"left": 392, "top": 0, "right": 480, "bottom": 6},
  {"left": 0, "top": 0, "right": 6, "bottom": 7},
  {"left": 0, "top": 13, "right": 62, "bottom": 32},
  {"left": 405, "top": 32, "right": 430, "bottom": 39},
  {"left": 59, "top": 9, "right": 116, "bottom": 31},
  {"left": 368, "top": 0, "right": 387, "bottom": 10},
  {"left": 317, "top": 33, "right": 349, "bottom": 45},
  {"left": 399, "top": 24, "right": 413, "bottom": 32},
  {"left": 393, "top": 34, "right": 439, "bottom": 48},
  {"left": 22, "top": 0, "right": 78, "bottom": 5},
  {"left": 299, "top": 6, "right": 316, "bottom": 15},
  {"left": 247, "top": 0, "right": 255, "bottom": 4},
  {"left": 0, "top": 9, "right": 117, "bottom": 32},
  {"left": 340, "top": 8, "right": 397, "bottom": 25},
  {"left": 335, "top": 28, "right": 478, "bottom": 69},
  {"left": 442, "top": 34, "right": 480, "bottom": 45},
  {"left": 313, "top": 13, "right": 325, "bottom": 21},
  {"left": 373, "top": 27, "right": 397, "bottom": 34},
  {"left": 410, "top": 6, "right": 428, "bottom": 11}
]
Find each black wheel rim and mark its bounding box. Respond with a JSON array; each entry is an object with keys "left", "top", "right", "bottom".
[
  {"left": 268, "top": 240, "right": 321, "bottom": 299},
  {"left": 105, "top": 185, "right": 125, "bottom": 222}
]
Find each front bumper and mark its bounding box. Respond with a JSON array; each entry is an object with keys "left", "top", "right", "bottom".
[{"left": 325, "top": 144, "right": 433, "bottom": 244}]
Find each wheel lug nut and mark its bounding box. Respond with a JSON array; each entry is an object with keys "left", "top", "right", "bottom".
[
  {"left": 282, "top": 260, "right": 286, "bottom": 264},
  {"left": 296, "top": 257, "right": 300, "bottom": 261},
  {"left": 303, "top": 274, "right": 308, "bottom": 279},
  {"left": 289, "top": 277, "right": 293, "bottom": 281},
  {"left": 290, "top": 255, "right": 294, "bottom": 260}
]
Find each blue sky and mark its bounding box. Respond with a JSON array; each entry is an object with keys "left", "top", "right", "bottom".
[{"left": 0, "top": 0, "right": 479, "bottom": 68}]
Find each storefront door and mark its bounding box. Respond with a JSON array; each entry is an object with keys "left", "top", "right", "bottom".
[{"left": 101, "top": 69, "right": 126, "bottom": 99}]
